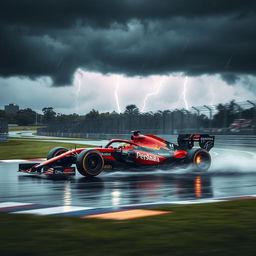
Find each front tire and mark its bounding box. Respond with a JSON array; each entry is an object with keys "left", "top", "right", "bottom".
[
  {"left": 47, "top": 147, "right": 72, "bottom": 168},
  {"left": 76, "top": 149, "right": 104, "bottom": 177},
  {"left": 186, "top": 148, "right": 211, "bottom": 172},
  {"left": 47, "top": 147, "right": 69, "bottom": 159}
]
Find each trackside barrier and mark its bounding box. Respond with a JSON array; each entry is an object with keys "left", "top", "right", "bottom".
[
  {"left": 0, "top": 133, "right": 8, "bottom": 142},
  {"left": 36, "top": 131, "right": 256, "bottom": 148}
]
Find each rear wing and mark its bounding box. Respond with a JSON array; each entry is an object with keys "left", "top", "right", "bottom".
[{"left": 177, "top": 134, "right": 215, "bottom": 151}]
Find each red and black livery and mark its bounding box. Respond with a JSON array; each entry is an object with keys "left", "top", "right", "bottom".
[{"left": 18, "top": 131, "right": 215, "bottom": 177}]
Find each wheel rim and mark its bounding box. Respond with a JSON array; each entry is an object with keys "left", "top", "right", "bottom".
[
  {"left": 83, "top": 152, "right": 104, "bottom": 175},
  {"left": 194, "top": 151, "right": 211, "bottom": 171},
  {"left": 195, "top": 154, "right": 204, "bottom": 165}
]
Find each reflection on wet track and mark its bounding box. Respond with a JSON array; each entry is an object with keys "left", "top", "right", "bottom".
[
  {"left": 1, "top": 164, "right": 211, "bottom": 207},
  {"left": 1, "top": 147, "right": 256, "bottom": 208}
]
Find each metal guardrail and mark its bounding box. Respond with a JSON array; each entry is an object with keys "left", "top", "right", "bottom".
[
  {"left": 216, "top": 135, "right": 256, "bottom": 147},
  {"left": 37, "top": 131, "right": 256, "bottom": 148}
]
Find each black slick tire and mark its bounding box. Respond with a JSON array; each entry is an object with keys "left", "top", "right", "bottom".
[
  {"left": 76, "top": 149, "right": 104, "bottom": 177},
  {"left": 47, "top": 147, "right": 69, "bottom": 159}
]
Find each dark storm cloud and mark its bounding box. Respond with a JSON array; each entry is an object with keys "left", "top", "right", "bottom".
[{"left": 0, "top": 0, "right": 256, "bottom": 85}]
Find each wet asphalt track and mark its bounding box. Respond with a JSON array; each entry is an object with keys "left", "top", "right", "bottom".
[{"left": 1, "top": 143, "right": 256, "bottom": 208}]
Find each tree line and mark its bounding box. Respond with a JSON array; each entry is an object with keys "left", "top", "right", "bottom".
[
  {"left": 0, "top": 101, "right": 255, "bottom": 131},
  {"left": 43, "top": 101, "right": 255, "bottom": 134}
]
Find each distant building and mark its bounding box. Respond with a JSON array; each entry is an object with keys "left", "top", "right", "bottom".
[{"left": 4, "top": 103, "right": 19, "bottom": 114}]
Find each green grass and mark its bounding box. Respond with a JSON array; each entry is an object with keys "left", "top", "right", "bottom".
[
  {"left": 8, "top": 126, "right": 45, "bottom": 131},
  {"left": 0, "top": 199, "right": 256, "bottom": 256},
  {"left": 0, "top": 139, "right": 93, "bottom": 159}
]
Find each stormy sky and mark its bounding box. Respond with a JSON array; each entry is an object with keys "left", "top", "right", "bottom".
[{"left": 0, "top": 0, "right": 256, "bottom": 113}]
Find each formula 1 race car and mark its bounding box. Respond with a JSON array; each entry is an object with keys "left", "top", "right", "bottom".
[{"left": 18, "top": 131, "right": 215, "bottom": 177}]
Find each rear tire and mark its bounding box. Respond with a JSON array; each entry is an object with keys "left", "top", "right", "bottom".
[
  {"left": 186, "top": 148, "right": 211, "bottom": 172},
  {"left": 76, "top": 149, "right": 104, "bottom": 177}
]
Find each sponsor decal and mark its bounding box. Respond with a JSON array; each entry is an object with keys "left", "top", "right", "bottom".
[
  {"left": 136, "top": 151, "right": 160, "bottom": 162},
  {"left": 102, "top": 153, "right": 112, "bottom": 156},
  {"left": 200, "top": 137, "right": 213, "bottom": 141}
]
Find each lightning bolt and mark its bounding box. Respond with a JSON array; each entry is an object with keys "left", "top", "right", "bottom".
[
  {"left": 75, "top": 68, "right": 84, "bottom": 114},
  {"left": 114, "top": 75, "right": 121, "bottom": 113},
  {"left": 182, "top": 76, "right": 189, "bottom": 110},
  {"left": 141, "top": 77, "right": 166, "bottom": 112}
]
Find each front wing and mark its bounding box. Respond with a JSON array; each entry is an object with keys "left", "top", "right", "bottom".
[{"left": 18, "top": 163, "right": 75, "bottom": 176}]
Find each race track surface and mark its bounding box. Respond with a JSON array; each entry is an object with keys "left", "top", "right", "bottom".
[{"left": 0, "top": 146, "right": 256, "bottom": 209}]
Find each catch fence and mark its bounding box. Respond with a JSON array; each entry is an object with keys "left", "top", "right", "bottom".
[{"left": 37, "top": 100, "right": 256, "bottom": 136}]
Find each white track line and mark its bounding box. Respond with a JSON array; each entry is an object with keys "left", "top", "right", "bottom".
[
  {"left": 16, "top": 206, "right": 93, "bottom": 215},
  {"left": 0, "top": 159, "right": 45, "bottom": 163},
  {"left": 2, "top": 194, "right": 256, "bottom": 216},
  {"left": 0, "top": 202, "right": 35, "bottom": 208},
  {"left": 104, "top": 194, "right": 256, "bottom": 209}
]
